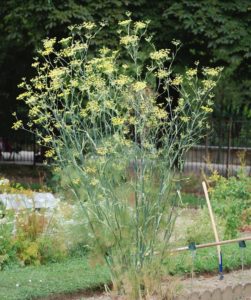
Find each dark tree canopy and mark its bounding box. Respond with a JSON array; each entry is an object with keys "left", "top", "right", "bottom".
[
  {"left": 163, "top": 0, "right": 251, "bottom": 119},
  {"left": 0, "top": 0, "right": 250, "bottom": 134}
]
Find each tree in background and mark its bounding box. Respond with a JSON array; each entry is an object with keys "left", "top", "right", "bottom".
[
  {"left": 164, "top": 0, "right": 251, "bottom": 119},
  {"left": 1, "top": 0, "right": 165, "bottom": 132},
  {"left": 0, "top": 0, "right": 250, "bottom": 134}
]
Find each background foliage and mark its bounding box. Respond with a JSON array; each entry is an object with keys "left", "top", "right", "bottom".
[{"left": 0, "top": 0, "right": 250, "bottom": 135}]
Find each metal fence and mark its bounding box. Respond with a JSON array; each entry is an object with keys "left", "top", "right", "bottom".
[
  {"left": 0, "top": 131, "right": 38, "bottom": 165},
  {"left": 184, "top": 119, "right": 251, "bottom": 176},
  {"left": 0, "top": 119, "right": 251, "bottom": 175}
]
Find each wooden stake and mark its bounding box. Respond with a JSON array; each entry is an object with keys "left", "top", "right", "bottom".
[{"left": 202, "top": 181, "right": 223, "bottom": 278}]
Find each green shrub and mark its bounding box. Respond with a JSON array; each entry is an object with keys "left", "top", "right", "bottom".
[
  {"left": 209, "top": 170, "right": 251, "bottom": 238},
  {"left": 14, "top": 15, "right": 221, "bottom": 298}
]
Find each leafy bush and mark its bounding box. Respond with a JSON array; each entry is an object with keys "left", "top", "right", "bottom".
[
  {"left": 209, "top": 170, "right": 251, "bottom": 238},
  {"left": 0, "top": 177, "right": 91, "bottom": 269},
  {"left": 14, "top": 15, "right": 221, "bottom": 298},
  {"left": 0, "top": 210, "right": 68, "bottom": 268}
]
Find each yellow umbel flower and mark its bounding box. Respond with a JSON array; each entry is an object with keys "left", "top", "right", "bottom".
[
  {"left": 180, "top": 116, "right": 190, "bottom": 123},
  {"left": 43, "top": 135, "right": 53, "bottom": 143},
  {"left": 201, "top": 106, "right": 213, "bottom": 113},
  {"left": 134, "top": 21, "right": 147, "bottom": 30},
  {"left": 203, "top": 67, "right": 223, "bottom": 77},
  {"left": 111, "top": 117, "right": 125, "bottom": 126},
  {"left": 114, "top": 75, "right": 131, "bottom": 86},
  {"left": 96, "top": 147, "right": 108, "bottom": 156},
  {"left": 202, "top": 80, "right": 217, "bottom": 90},
  {"left": 132, "top": 81, "right": 146, "bottom": 92},
  {"left": 186, "top": 68, "right": 197, "bottom": 77},
  {"left": 118, "top": 19, "right": 131, "bottom": 27},
  {"left": 45, "top": 149, "right": 55, "bottom": 158},
  {"left": 172, "top": 75, "right": 183, "bottom": 86},
  {"left": 42, "top": 38, "right": 56, "bottom": 55},
  {"left": 82, "top": 22, "right": 96, "bottom": 30},
  {"left": 150, "top": 49, "right": 170, "bottom": 60},
  {"left": 120, "top": 35, "right": 138, "bottom": 46},
  {"left": 12, "top": 120, "right": 23, "bottom": 130}
]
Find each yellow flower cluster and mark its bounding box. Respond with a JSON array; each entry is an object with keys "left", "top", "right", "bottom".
[
  {"left": 104, "top": 100, "right": 114, "bottom": 109},
  {"left": 43, "top": 135, "right": 53, "bottom": 143},
  {"left": 111, "top": 117, "right": 125, "bottom": 126},
  {"left": 114, "top": 75, "right": 131, "bottom": 86},
  {"left": 153, "top": 107, "right": 168, "bottom": 119},
  {"left": 128, "top": 116, "right": 137, "bottom": 125},
  {"left": 86, "top": 101, "right": 100, "bottom": 113},
  {"left": 42, "top": 38, "right": 56, "bottom": 55},
  {"left": 134, "top": 21, "right": 147, "bottom": 30},
  {"left": 85, "top": 166, "right": 97, "bottom": 174},
  {"left": 171, "top": 39, "right": 181, "bottom": 47},
  {"left": 96, "top": 147, "right": 108, "bottom": 156},
  {"left": 58, "top": 89, "right": 70, "bottom": 98},
  {"left": 59, "top": 37, "right": 72, "bottom": 46},
  {"left": 12, "top": 120, "right": 23, "bottom": 130},
  {"left": 71, "top": 42, "right": 88, "bottom": 53},
  {"left": 17, "top": 91, "right": 32, "bottom": 101},
  {"left": 120, "top": 35, "right": 138, "bottom": 46},
  {"left": 100, "top": 60, "right": 115, "bottom": 75},
  {"left": 45, "top": 149, "right": 55, "bottom": 158},
  {"left": 132, "top": 81, "right": 146, "bottom": 92},
  {"left": 203, "top": 67, "right": 223, "bottom": 77},
  {"left": 49, "top": 67, "right": 68, "bottom": 79},
  {"left": 70, "top": 60, "right": 81, "bottom": 67},
  {"left": 156, "top": 69, "right": 169, "bottom": 79},
  {"left": 99, "top": 47, "right": 110, "bottom": 56},
  {"left": 80, "top": 109, "right": 87, "bottom": 117},
  {"left": 172, "top": 75, "right": 183, "bottom": 86},
  {"left": 82, "top": 21, "right": 96, "bottom": 30},
  {"left": 34, "top": 81, "right": 45, "bottom": 90},
  {"left": 180, "top": 116, "right": 190, "bottom": 123},
  {"left": 150, "top": 49, "right": 170, "bottom": 60},
  {"left": 118, "top": 19, "right": 131, "bottom": 27},
  {"left": 202, "top": 79, "right": 217, "bottom": 90},
  {"left": 29, "top": 106, "right": 40, "bottom": 118},
  {"left": 70, "top": 79, "right": 79, "bottom": 87},
  {"left": 31, "top": 62, "right": 39, "bottom": 68},
  {"left": 201, "top": 106, "right": 213, "bottom": 113},
  {"left": 72, "top": 178, "right": 80, "bottom": 185},
  {"left": 186, "top": 68, "right": 197, "bottom": 77}
]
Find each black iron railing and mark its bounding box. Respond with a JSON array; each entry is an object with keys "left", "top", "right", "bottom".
[{"left": 0, "top": 119, "right": 250, "bottom": 175}]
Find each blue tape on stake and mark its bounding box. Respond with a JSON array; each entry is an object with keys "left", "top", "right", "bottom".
[
  {"left": 219, "top": 252, "right": 224, "bottom": 280},
  {"left": 239, "top": 240, "right": 246, "bottom": 248},
  {"left": 188, "top": 242, "right": 196, "bottom": 251}
]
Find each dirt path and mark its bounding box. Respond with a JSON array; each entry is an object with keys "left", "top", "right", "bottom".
[
  {"left": 70, "top": 268, "right": 251, "bottom": 299},
  {"left": 178, "top": 268, "right": 251, "bottom": 296}
]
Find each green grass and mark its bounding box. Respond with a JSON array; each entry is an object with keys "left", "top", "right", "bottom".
[
  {"left": 1, "top": 242, "right": 251, "bottom": 300},
  {"left": 179, "top": 193, "right": 204, "bottom": 208},
  {"left": 0, "top": 256, "right": 109, "bottom": 300},
  {"left": 167, "top": 240, "right": 251, "bottom": 275}
]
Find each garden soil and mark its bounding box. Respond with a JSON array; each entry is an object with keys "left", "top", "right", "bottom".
[{"left": 40, "top": 268, "right": 251, "bottom": 299}]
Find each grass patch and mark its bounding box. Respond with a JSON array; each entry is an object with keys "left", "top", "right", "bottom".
[
  {"left": 167, "top": 240, "right": 251, "bottom": 275},
  {"left": 179, "top": 193, "right": 204, "bottom": 208},
  {"left": 0, "top": 257, "right": 109, "bottom": 300}
]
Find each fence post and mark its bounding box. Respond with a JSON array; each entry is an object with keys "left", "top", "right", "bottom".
[
  {"left": 33, "top": 134, "right": 36, "bottom": 166},
  {"left": 226, "top": 118, "right": 232, "bottom": 178}
]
